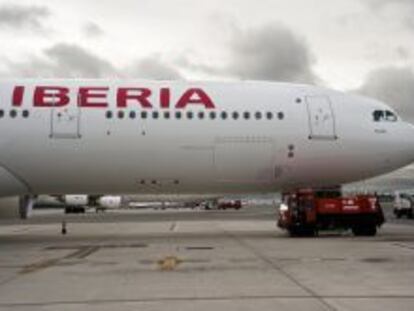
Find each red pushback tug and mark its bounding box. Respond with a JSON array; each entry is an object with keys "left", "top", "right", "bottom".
[{"left": 277, "top": 189, "right": 385, "bottom": 236}]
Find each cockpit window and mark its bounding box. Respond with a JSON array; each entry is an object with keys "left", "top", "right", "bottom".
[
  {"left": 385, "top": 110, "right": 397, "bottom": 122},
  {"left": 373, "top": 110, "right": 384, "bottom": 122},
  {"left": 373, "top": 110, "right": 397, "bottom": 122}
]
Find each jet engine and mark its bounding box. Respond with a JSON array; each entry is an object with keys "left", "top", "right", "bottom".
[
  {"left": 64, "top": 195, "right": 88, "bottom": 206},
  {"left": 97, "top": 196, "right": 122, "bottom": 209}
]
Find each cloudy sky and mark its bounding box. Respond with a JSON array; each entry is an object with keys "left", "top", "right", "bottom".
[{"left": 0, "top": 0, "right": 413, "bottom": 120}]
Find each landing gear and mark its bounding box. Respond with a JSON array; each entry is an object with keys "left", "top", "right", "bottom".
[{"left": 19, "top": 195, "right": 34, "bottom": 219}]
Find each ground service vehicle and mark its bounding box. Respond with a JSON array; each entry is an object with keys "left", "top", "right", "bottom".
[
  {"left": 393, "top": 192, "right": 414, "bottom": 219},
  {"left": 218, "top": 200, "right": 242, "bottom": 210},
  {"left": 278, "top": 189, "right": 385, "bottom": 236}
]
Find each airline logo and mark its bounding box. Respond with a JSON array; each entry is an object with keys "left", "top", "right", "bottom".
[{"left": 11, "top": 86, "right": 216, "bottom": 109}]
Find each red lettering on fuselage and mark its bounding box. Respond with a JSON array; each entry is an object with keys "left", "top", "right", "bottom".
[
  {"left": 34, "top": 86, "right": 70, "bottom": 107},
  {"left": 117, "top": 88, "right": 152, "bottom": 108},
  {"left": 79, "top": 87, "right": 108, "bottom": 107},
  {"left": 12, "top": 86, "right": 24, "bottom": 107},
  {"left": 12, "top": 86, "right": 216, "bottom": 109},
  {"left": 160, "top": 88, "right": 170, "bottom": 109},
  {"left": 176, "top": 88, "right": 215, "bottom": 109}
]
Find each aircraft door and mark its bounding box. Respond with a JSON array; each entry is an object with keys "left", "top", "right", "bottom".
[
  {"left": 305, "top": 95, "right": 337, "bottom": 140},
  {"left": 50, "top": 91, "right": 81, "bottom": 139}
]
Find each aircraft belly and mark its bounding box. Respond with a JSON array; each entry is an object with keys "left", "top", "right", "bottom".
[
  {"left": 24, "top": 140, "right": 278, "bottom": 194},
  {"left": 0, "top": 165, "right": 29, "bottom": 196},
  {"left": 214, "top": 137, "right": 275, "bottom": 184}
]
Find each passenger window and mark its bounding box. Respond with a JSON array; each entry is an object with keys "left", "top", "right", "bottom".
[
  {"left": 278, "top": 112, "right": 284, "bottom": 120},
  {"left": 187, "top": 111, "right": 193, "bottom": 119},
  {"left": 255, "top": 111, "right": 262, "bottom": 120},
  {"left": 175, "top": 111, "right": 182, "bottom": 119},
  {"left": 198, "top": 111, "right": 204, "bottom": 119},
  {"left": 129, "top": 111, "right": 136, "bottom": 119},
  {"left": 0, "top": 110, "right": 4, "bottom": 118},
  {"left": 141, "top": 111, "right": 148, "bottom": 119},
  {"left": 232, "top": 111, "right": 239, "bottom": 120},
  {"left": 266, "top": 112, "right": 273, "bottom": 120},
  {"left": 152, "top": 111, "right": 159, "bottom": 119},
  {"left": 221, "top": 111, "right": 228, "bottom": 120},
  {"left": 209, "top": 111, "right": 216, "bottom": 120},
  {"left": 10, "top": 110, "right": 17, "bottom": 118},
  {"left": 106, "top": 111, "right": 113, "bottom": 119},
  {"left": 22, "top": 110, "right": 29, "bottom": 118},
  {"left": 373, "top": 110, "right": 384, "bottom": 122},
  {"left": 385, "top": 110, "right": 397, "bottom": 122},
  {"left": 164, "top": 111, "right": 170, "bottom": 119},
  {"left": 243, "top": 112, "right": 250, "bottom": 120}
]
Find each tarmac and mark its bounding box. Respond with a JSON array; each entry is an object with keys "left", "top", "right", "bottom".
[{"left": 0, "top": 205, "right": 413, "bottom": 311}]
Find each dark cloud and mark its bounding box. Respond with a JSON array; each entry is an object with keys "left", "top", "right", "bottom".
[
  {"left": 82, "top": 22, "right": 104, "bottom": 38},
  {"left": 0, "top": 4, "right": 50, "bottom": 31},
  {"left": 45, "top": 43, "right": 117, "bottom": 77},
  {"left": 180, "top": 24, "right": 318, "bottom": 83},
  {"left": 126, "top": 55, "right": 183, "bottom": 80},
  {"left": 0, "top": 43, "right": 182, "bottom": 80},
  {"left": 1, "top": 43, "right": 117, "bottom": 78},
  {"left": 226, "top": 24, "right": 317, "bottom": 83},
  {"left": 357, "top": 66, "right": 414, "bottom": 122}
]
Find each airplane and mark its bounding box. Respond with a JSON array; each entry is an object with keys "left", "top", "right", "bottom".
[{"left": 0, "top": 79, "right": 413, "bottom": 218}]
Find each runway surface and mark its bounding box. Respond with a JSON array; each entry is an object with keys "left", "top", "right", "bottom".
[{"left": 0, "top": 205, "right": 413, "bottom": 311}]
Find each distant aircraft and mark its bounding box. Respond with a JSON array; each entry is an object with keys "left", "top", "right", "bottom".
[{"left": 0, "top": 80, "right": 413, "bottom": 216}]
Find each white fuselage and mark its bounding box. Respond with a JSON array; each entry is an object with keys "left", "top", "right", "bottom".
[{"left": 0, "top": 79, "right": 413, "bottom": 197}]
